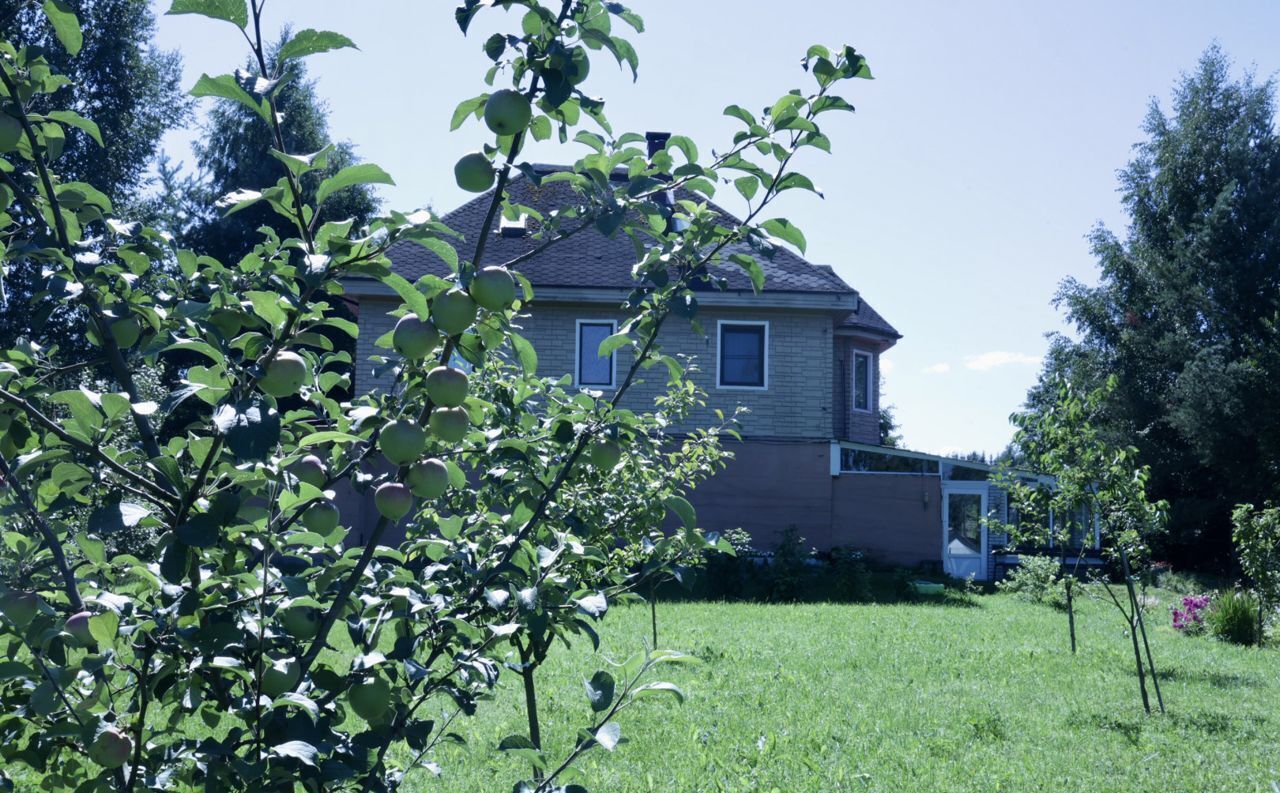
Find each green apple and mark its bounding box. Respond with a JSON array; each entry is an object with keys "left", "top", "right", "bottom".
[
  {"left": 565, "top": 46, "right": 591, "bottom": 85},
  {"left": 65, "top": 611, "right": 95, "bottom": 647},
  {"left": 261, "top": 658, "right": 301, "bottom": 698},
  {"left": 290, "top": 454, "right": 328, "bottom": 489},
  {"left": 278, "top": 604, "right": 320, "bottom": 640},
  {"left": 302, "top": 500, "right": 340, "bottom": 535},
  {"left": 0, "top": 590, "right": 39, "bottom": 628},
  {"left": 406, "top": 458, "right": 449, "bottom": 499},
  {"left": 590, "top": 438, "right": 622, "bottom": 470},
  {"left": 260, "top": 351, "right": 308, "bottom": 397},
  {"left": 429, "top": 407, "right": 470, "bottom": 444},
  {"left": 379, "top": 419, "right": 426, "bottom": 465},
  {"left": 392, "top": 314, "right": 440, "bottom": 360},
  {"left": 349, "top": 678, "right": 393, "bottom": 723},
  {"left": 454, "top": 151, "right": 495, "bottom": 193},
  {"left": 483, "top": 89, "right": 532, "bottom": 136},
  {"left": 430, "top": 289, "right": 477, "bottom": 336},
  {"left": 425, "top": 366, "right": 469, "bottom": 408},
  {"left": 88, "top": 727, "right": 133, "bottom": 769},
  {"left": 109, "top": 316, "right": 141, "bottom": 349},
  {"left": 374, "top": 482, "right": 414, "bottom": 521},
  {"left": 469, "top": 266, "right": 516, "bottom": 311}
]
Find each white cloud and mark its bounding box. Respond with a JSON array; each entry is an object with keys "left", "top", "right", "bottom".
[
  {"left": 923, "top": 362, "right": 951, "bottom": 374},
  {"left": 880, "top": 357, "right": 896, "bottom": 374},
  {"left": 964, "top": 351, "right": 1042, "bottom": 372}
]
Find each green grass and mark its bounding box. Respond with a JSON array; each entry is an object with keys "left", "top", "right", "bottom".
[{"left": 408, "top": 591, "right": 1280, "bottom": 792}]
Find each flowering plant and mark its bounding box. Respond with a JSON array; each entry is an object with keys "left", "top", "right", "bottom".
[{"left": 1172, "top": 594, "right": 1211, "bottom": 634}]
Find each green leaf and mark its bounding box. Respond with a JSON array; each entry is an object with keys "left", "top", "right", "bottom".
[
  {"left": 42, "top": 0, "right": 83, "bottom": 56},
  {"left": 597, "top": 331, "right": 630, "bottom": 358},
  {"left": 449, "top": 95, "right": 487, "bottom": 131},
  {"left": 244, "top": 290, "right": 288, "bottom": 328},
  {"left": 315, "top": 163, "right": 394, "bottom": 206},
  {"left": 774, "top": 172, "right": 822, "bottom": 197},
  {"left": 510, "top": 332, "right": 537, "bottom": 375},
  {"left": 759, "top": 217, "right": 807, "bottom": 254},
  {"left": 379, "top": 272, "right": 431, "bottom": 319},
  {"left": 270, "top": 740, "right": 318, "bottom": 766},
  {"left": 664, "top": 495, "right": 696, "bottom": 530},
  {"left": 584, "top": 670, "right": 615, "bottom": 713},
  {"left": 46, "top": 111, "right": 100, "bottom": 146},
  {"left": 594, "top": 721, "right": 621, "bottom": 751},
  {"left": 575, "top": 592, "right": 607, "bottom": 618},
  {"left": 190, "top": 73, "right": 269, "bottom": 122},
  {"left": 298, "top": 430, "right": 362, "bottom": 447},
  {"left": 631, "top": 680, "right": 685, "bottom": 704},
  {"left": 213, "top": 397, "right": 280, "bottom": 462},
  {"left": 733, "top": 176, "right": 758, "bottom": 202},
  {"left": 88, "top": 611, "right": 119, "bottom": 646},
  {"left": 277, "top": 29, "right": 357, "bottom": 62},
  {"left": 166, "top": 0, "right": 248, "bottom": 28},
  {"left": 729, "top": 253, "right": 765, "bottom": 293}
]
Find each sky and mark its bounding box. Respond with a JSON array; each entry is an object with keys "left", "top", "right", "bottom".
[{"left": 149, "top": 0, "right": 1280, "bottom": 456}]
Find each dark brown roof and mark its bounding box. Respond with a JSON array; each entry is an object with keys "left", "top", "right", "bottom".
[
  {"left": 839, "top": 297, "right": 901, "bottom": 339},
  {"left": 380, "top": 165, "right": 899, "bottom": 337}
]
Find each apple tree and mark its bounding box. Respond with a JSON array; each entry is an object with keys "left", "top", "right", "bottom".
[{"left": 0, "top": 0, "right": 872, "bottom": 790}]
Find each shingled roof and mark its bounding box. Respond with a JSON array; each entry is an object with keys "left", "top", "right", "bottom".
[{"left": 371, "top": 165, "right": 899, "bottom": 337}]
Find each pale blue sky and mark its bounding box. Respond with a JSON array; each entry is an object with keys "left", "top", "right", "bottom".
[{"left": 151, "top": 1, "right": 1280, "bottom": 456}]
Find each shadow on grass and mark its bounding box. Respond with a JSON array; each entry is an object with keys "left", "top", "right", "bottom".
[
  {"left": 1069, "top": 710, "right": 1145, "bottom": 746},
  {"left": 1166, "top": 708, "right": 1268, "bottom": 736},
  {"left": 1157, "top": 665, "right": 1265, "bottom": 690},
  {"left": 657, "top": 565, "right": 988, "bottom": 608}
]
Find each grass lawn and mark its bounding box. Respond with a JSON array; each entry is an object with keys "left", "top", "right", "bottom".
[{"left": 408, "top": 591, "right": 1280, "bottom": 792}]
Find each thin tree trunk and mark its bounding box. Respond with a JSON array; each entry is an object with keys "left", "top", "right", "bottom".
[
  {"left": 1124, "top": 598, "right": 1151, "bottom": 713},
  {"left": 650, "top": 581, "right": 659, "bottom": 648},
  {"left": 518, "top": 641, "right": 543, "bottom": 781},
  {"left": 1065, "top": 575, "right": 1077, "bottom": 654},
  {"left": 1121, "top": 547, "right": 1164, "bottom": 713},
  {"left": 1259, "top": 599, "right": 1266, "bottom": 648}
]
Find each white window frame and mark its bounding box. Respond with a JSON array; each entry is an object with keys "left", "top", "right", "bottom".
[
  {"left": 574, "top": 319, "right": 617, "bottom": 389},
  {"left": 852, "top": 350, "right": 873, "bottom": 413},
  {"left": 716, "top": 320, "right": 769, "bottom": 391}
]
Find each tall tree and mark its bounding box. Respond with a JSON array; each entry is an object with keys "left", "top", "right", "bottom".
[
  {"left": 183, "top": 31, "right": 381, "bottom": 263},
  {"left": 1029, "top": 46, "right": 1280, "bottom": 567},
  {"left": 0, "top": 0, "right": 190, "bottom": 351}
]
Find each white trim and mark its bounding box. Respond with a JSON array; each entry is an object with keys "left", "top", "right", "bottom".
[
  {"left": 574, "top": 319, "right": 618, "bottom": 389},
  {"left": 942, "top": 481, "right": 991, "bottom": 581},
  {"left": 829, "top": 441, "right": 841, "bottom": 477},
  {"left": 715, "top": 320, "right": 769, "bottom": 391},
  {"left": 852, "top": 350, "right": 873, "bottom": 413}
]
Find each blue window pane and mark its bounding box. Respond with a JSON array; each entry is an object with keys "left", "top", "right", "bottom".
[
  {"left": 578, "top": 322, "right": 614, "bottom": 386},
  {"left": 720, "top": 325, "right": 765, "bottom": 387},
  {"left": 854, "top": 353, "right": 870, "bottom": 411}
]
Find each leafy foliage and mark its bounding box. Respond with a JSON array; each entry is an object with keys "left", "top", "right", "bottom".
[
  {"left": 0, "top": 2, "right": 872, "bottom": 790},
  {"left": 995, "top": 555, "right": 1060, "bottom": 603},
  {"left": 1027, "top": 46, "right": 1280, "bottom": 568},
  {"left": 1206, "top": 589, "right": 1262, "bottom": 646}
]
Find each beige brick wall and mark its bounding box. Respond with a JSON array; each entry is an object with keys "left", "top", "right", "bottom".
[{"left": 354, "top": 297, "right": 836, "bottom": 439}]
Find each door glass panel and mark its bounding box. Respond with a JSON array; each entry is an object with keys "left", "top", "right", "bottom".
[{"left": 947, "top": 493, "right": 983, "bottom": 554}]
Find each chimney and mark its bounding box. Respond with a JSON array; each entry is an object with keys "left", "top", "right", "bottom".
[{"left": 645, "top": 131, "right": 671, "bottom": 158}]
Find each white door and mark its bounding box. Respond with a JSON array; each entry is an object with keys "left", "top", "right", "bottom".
[{"left": 943, "top": 485, "right": 988, "bottom": 581}]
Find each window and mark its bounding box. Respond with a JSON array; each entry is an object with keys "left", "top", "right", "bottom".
[
  {"left": 575, "top": 320, "right": 616, "bottom": 387},
  {"left": 717, "top": 321, "right": 767, "bottom": 389},
  {"left": 853, "top": 351, "right": 872, "bottom": 412}
]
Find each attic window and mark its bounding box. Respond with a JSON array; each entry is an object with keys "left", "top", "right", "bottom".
[{"left": 499, "top": 214, "right": 528, "bottom": 238}]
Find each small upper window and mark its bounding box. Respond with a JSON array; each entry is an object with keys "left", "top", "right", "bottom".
[
  {"left": 576, "top": 320, "right": 616, "bottom": 387},
  {"left": 853, "top": 351, "right": 872, "bottom": 412},
  {"left": 718, "top": 322, "right": 767, "bottom": 389}
]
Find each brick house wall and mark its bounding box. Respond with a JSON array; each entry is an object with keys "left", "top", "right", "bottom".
[
  {"left": 832, "top": 335, "right": 881, "bottom": 444},
  {"left": 354, "top": 297, "right": 837, "bottom": 440}
]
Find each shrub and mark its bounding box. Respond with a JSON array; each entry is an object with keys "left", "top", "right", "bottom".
[
  {"left": 1171, "top": 594, "right": 1210, "bottom": 635},
  {"left": 764, "top": 525, "right": 812, "bottom": 602},
  {"left": 1207, "top": 590, "right": 1262, "bottom": 646},
  {"left": 997, "top": 554, "right": 1060, "bottom": 603},
  {"left": 829, "top": 546, "right": 872, "bottom": 602}
]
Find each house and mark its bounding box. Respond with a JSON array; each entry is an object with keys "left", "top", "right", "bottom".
[{"left": 341, "top": 143, "right": 1073, "bottom": 581}]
